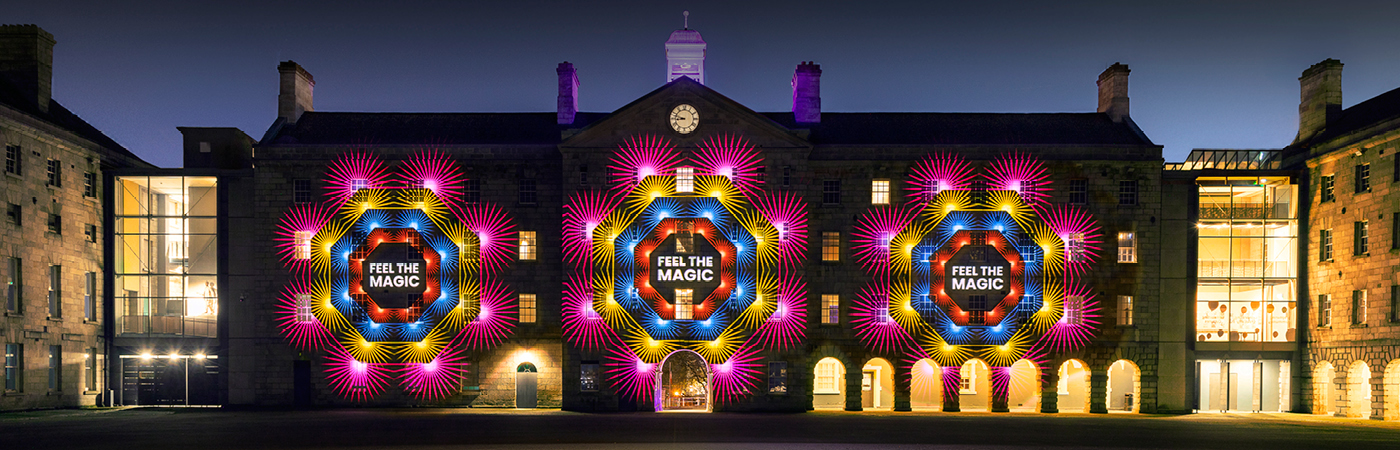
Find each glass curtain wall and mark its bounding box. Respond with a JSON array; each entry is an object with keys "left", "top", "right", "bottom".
[
  {"left": 1195, "top": 177, "right": 1297, "bottom": 342},
  {"left": 114, "top": 176, "right": 218, "bottom": 337}
]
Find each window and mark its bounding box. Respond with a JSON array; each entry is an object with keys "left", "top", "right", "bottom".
[
  {"left": 293, "top": 179, "right": 313, "bottom": 204},
  {"left": 6, "top": 257, "right": 20, "bottom": 313},
  {"left": 5, "top": 344, "right": 20, "bottom": 391},
  {"left": 85, "top": 224, "right": 97, "bottom": 243},
  {"left": 1355, "top": 221, "right": 1369, "bottom": 256},
  {"left": 1117, "top": 231, "right": 1137, "bottom": 263},
  {"left": 1321, "top": 175, "right": 1335, "bottom": 202},
  {"left": 46, "top": 158, "right": 61, "bottom": 187},
  {"left": 1394, "top": 213, "right": 1400, "bottom": 250},
  {"left": 1353, "top": 290, "right": 1368, "bottom": 325},
  {"left": 781, "top": 166, "right": 792, "bottom": 188},
  {"left": 1320, "top": 294, "right": 1332, "bottom": 327},
  {"left": 1118, "top": 295, "right": 1134, "bottom": 326},
  {"left": 871, "top": 179, "right": 890, "bottom": 205},
  {"left": 676, "top": 221, "right": 694, "bottom": 253},
  {"left": 820, "top": 232, "right": 840, "bottom": 262},
  {"left": 1069, "top": 179, "right": 1087, "bottom": 204},
  {"left": 1066, "top": 233, "right": 1087, "bottom": 263},
  {"left": 48, "top": 345, "right": 60, "bottom": 391},
  {"left": 519, "top": 294, "right": 537, "bottom": 323},
  {"left": 4, "top": 145, "right": 19, "bottom": 175},
  {"left": 768, "top": 361, "right": 788, "bottom": 394},
  {"left": 48, "top": 265, "right": 60, "bottom": 318},
  {"left": 1118, "top": 180, "right": 1138, "bottom": 206},
  {"left": 519, "top": 231, "right": 537, "bottom": 261},
  {"left": 1392, "top": 285, "right": 1400, "bottom": 322},
  {"left": 823, "top": 179, "right": 841, "bottom": 205},
  {"left": 1320, "top": 229, "right": 1333, "bottom": 261},
  {"left": 85, "top": 348, "right": 96, "bottom": 392},
  {"left": 5, "top": 203, "right": 18, "bottom": 226},
  {"left": 876, "top": 303, "right": 891, "bottom": 323},
  {"left": 1355, "top": 163, "right": 1371, "bottom": 193},
  {"left": 295, "top": 293, "right": 315, "bottom": 323},
  {"left": 84, "top": 272, "right": 95, "bottom": 321},
  {"left": 580, "top": 362, "right": 600, "bottom": 391},
  {"left": 294, "top": 231, "right": 312, "bottom": 260},
  {"left": 675, "top": 167, "right": 694, "bottom": 193},
  {"left": 83, "top": 172, "right": 97, "bottom": 198},
  {"left": 674, "top": 289, "right": 693, "bottom": 320},
  {"left": 814, "top": 359, "right": 841, "bottom": 394},
  {"left": 350, "top": 178, "right": 368, "bottom": 191},
  {"left": 578, "top": 164, "right": 588, "bottom": 187},
  {"left": 756, "top": 166, "right": 766, "bottom": 185},
  {"left": 518, "top": 179, "right": 537, "bottom": 205},
  {"left": 960, "top": 360, "right": 977, "bottom": 394},
  {"left": 1064, "top": 295, "right": 1084, "bottom": 325},
  {"left": 464, "top": 178, "right": 480, "bottom": 204},
  {"left": 821, "top": 294, "right": 839, "bottom": 324},
  {"left": 47, "top": 213, "right": 61, "bottom": 235},
  {"left": 970, "top": 179, "right": 987, "bottom": 204}
]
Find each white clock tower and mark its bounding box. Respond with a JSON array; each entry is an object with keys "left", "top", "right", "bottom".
[{"left": 665, "top": 11, "right": 706, "bottom": 85}]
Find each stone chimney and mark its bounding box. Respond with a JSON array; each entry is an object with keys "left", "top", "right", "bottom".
[
  {"left": 557, "top": 62, "right": 579, "bottom": 125},
  {"left": 1097, "top": 63, "right": 1130, "bottom": 123},
  {"left": 278, "top": 60, "right": 314, "bottom": 124},
  {"left": 1296, "top": 59, "right": 1343, "bottom": 143},
  {"left": 0, "top": 25, "right": 56, "bottom": 113},
  {"left": 792, "top": 62, "right": 822, "bottom": 124}
]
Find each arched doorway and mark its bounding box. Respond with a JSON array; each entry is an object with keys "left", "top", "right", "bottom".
[
  {"left": 515, "top": 362, "right": 538, "bottom": 408},
  {"left": 1107, "top": 359, "right": 1141, "bottom": 413},
  {"left": 911, "top": 359, "right": 942, "bottom": 410},
  {"left": 812, "top": 357, "right": 847, "bottom": 409},
  {"left": 1007, "top": 359, "right": 1041, "bottom": 412},
  {"left": 1313, "top": 361, "right": 1336, "bottom": 415},
  {"left": 959, "top": 358, "right": 992, "bottom": 411},
  {"left": 1346, "top": 361, "right": 1372, "bottom": 418},
  {"left": 1383, "top": 360, "right": 1400, "bottom": 420},
  {"left": 657, "top": 350, "right": 710, "bottom": 412},
  {"left": 1057, "top": 359, "right": 1089, "bottom": 413},
  {"left": 861, "top": 358, "right": 894, "bottom": 410}
]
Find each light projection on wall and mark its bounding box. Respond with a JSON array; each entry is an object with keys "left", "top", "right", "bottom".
[
  {"left": 274, "top": 151, "right": 516, "bottom": 400},
  {"left": 851, "top": 152, "right": 1102, "bottom": 406},
  {"left": 562, "top": 134, "right": 808, "bottom": 407}
]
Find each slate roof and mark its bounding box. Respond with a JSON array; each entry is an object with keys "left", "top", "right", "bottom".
[
  {"left": 0, "top": 76, "right": 144, "bottom": 164},
  {"left": 267, "top": 112, "right": 610, "bottom": 146},
  {"left": 1310, "top": 85, "right": 1400, "bottom": 145},
  {"left": 760, "top": 112, "right": 1154, "bottom": 146}
]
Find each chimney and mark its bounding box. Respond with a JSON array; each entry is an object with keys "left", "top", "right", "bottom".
[
  {"left": 1296, "top": 59, "right": 1343, "bottom": 143},
  {"left": 557, "top": 62, "right": 579, "bottom": 125},
  {"left": 0, "top": 25, "right": 56, "bottom": 113},
  {"left": 792, "top": 61, "right": 822, "bottom": 124},
  {"left": 278, "top": 60, "right": 314, "bottom": 124},
  {"left": 1097, "top": 63, "right": 1130, "bottom": 123}
]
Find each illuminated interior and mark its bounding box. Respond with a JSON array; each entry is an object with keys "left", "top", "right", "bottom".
[
  {"left": 115, "top": 176, "right": 219, "bottom": 337},
  {"left": 1195, "top": 177, "right": 1296, "bottom": 342}
]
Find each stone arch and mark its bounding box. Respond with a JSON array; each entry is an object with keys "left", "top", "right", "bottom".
[
  {"left": 807, "top": 345, "right": 855, "bottom": 411},
  {"left": 1313, "top": 360, "right": 1336, "bottom": 415},
  {"left": 958, "top": 358, "right": 993, "bottom": 411},
  {"left": 910, "top": 358, "right": 943, "bottom": 410},
  {"left": 1057, "top": 359, "right": 1090, "bottom": 413},
  {"left": 1383, "top": 359, "right": 1400, "bottom": 420},
  {"left": 656, "top": 349, "right": 711, "bottom": 412},
  {"left": 1007, "top": 358, "right": 1041, "bottom": 412},
  {"left": 860, "top": 357, "right": 896, "bottom": 410},
  {"left": 811, "top": 356, "right": 848, "bottom": 410},
  {"left": 1345, "top": 360, "right": 1372, "bottom": 419},
  {"left": 1107, "top": 359, "right": 1141, "bottom": 413}
]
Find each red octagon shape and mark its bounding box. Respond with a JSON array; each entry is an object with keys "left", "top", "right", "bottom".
[
  {"left": 349, "top": 228, "right": 441, "bottom": 323},
  {"left": 633, "top": 218, "right": 737, "bottom": 321},
  {"left": 928, "top": 229, "right": 1024, "bottom": 327}
]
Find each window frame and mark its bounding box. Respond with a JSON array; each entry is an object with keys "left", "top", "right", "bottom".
[
  {"left": 48, "top": 264, "right": 61, "bottom": 318},
  {"left": 48, "top": 345, "right": 61, "bottom": 391},
  {"left": 1355, "top": 221, "right": 1369, "bottom": 256},
  {"left": 45, "top": 158, "right": 61, "bottom": 187},
  {"left": 6, "top": 257, "right": 20, "bottom": 313},
  {"left": 1117, "top": 180, "right": 1138, "bottom": 206},
  {"left": 519, "top": 293, "right": 537, "bottom": 323},
  {"left": 1353, "top": 289, "right": 1368, "bottom": 325},
  {"left": 84, "top": 271, "right": 95, "bottom": 321},
  {"left": 1320, "top": 294, "right": 1332, "bottom": 327},
  {"left": 821, "top": 232, "right": 840, "bottom": 262},
  {"left": 1117, "top": 295, "right": 1134, "bottom": 326},
  {"left": 675, "top": 166, "right": 695, "bottom": 193},
  {"left": 1355, "top": 163, "right": 1371, "bottom": 193},
  {"left": 518, "top": 178, "right": 537, "bottom": 205},
  {"left": 518, "top": 231, "right": 537, "bottom": 261},
  {"left": 5, "top": 343, "right": 21, "bottom": 391},
  {"left": 1320, "top": 229, "right": 1333, "bottom": 261},
  {"left": 821, "top": 294, "right": 839, "bottom": 324},
  {"left": 822, "top": 179, "right": 841, "bottom": 205},
  {"left": 4, "top": 145, "right": 20, "bottom": 176},
  {"left": 579, "top": 362, "right": 600, "bottom": 392},
  {"left": 1068, "top": 179, "right": 1087, "bottom": 205},
  {"left": 674, "top": 288, "right": 693, "bottom": 320},
  {"left": 813, "top": 359, "right": 841, "bottom": 394},
  {"left": 1320, "top": 174, "right": 1335, "bottom": 202},
  {"left": 5, "top": 203, "right": 18, "bottom": 227},
  {"left": 1117, "top": 231, "right": 1137, "bottom": 263},
  {"left": 768, "top": 361, "right": 788, "bottom": 394},
  {"left": 47, "top": 213, "right": 61, "bottom": 235},
  {"left": 871, "top": 179, "right": 890, "bottom": 205},
  {"left": 83, "top": 172, "right": 98, "bottom": 198},
  {"left": 293, "top": 179, "right": 313, "bottom": 204}
]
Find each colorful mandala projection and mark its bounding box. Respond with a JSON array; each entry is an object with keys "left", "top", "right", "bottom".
[
  {"left": 274, "top": 151, "right": 516, "bottom": 400},
  {"left": 852, "top": 152, "right": 1102, "bottom": 403},
  {"left": 562, "top": 134, "right": 808, "bottom": 406}
]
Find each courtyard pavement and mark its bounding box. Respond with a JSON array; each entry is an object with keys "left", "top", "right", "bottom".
[{"left": 3, "top": 407, "right": 1398, "bottom": 449}]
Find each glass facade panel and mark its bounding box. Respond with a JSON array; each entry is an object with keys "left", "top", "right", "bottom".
[
  {"left": 114, "top": 176, "right": 218, "bottom": 337},
  {"left": 1195, "top": 178, "right": 1297, "bottom": 342}
]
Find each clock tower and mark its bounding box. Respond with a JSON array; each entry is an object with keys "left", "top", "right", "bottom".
[{"left": 665, "top": 11, "right": 706, "bottom": 85}]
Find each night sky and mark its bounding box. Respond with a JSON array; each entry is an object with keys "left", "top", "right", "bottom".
[{"left": 10, "top": 0, "right": 1400, "bottom": 168}]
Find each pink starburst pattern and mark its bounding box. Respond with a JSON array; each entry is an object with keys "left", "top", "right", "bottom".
[
  {"left": 985, "top": 152, "right": 1051, "bottom": 206},
  {"left": 907, "top": 152, "right": 975, "bottom": 205},
  {"left": 398, "top": 150, "right": 466, "bottom": 208},
  {"left": 909, "top": 358, "right": 942, "bottom": 403},
  {"left": 454, "top": 279, "right": 517, "bottom": 349},
  {"left": 325, "top": 348, "right": 393, "bottom": 401},
  {"left": 694, "top": 134, "right": 763, "bottom": 193},
  {"left": 610, "top": 135, "right": 681, "bottom": 189},
  {"left": 561, "top": 273, "right": 613, "bottom": 350},
  {"left": 1043, "top": 283, "right": 1101, "bottom": 352},
  {"left": 989, "top": 365, "right": 1012, "bottom": 399},
  {"left": 851, "top": 280, "right": 917, "bottom": 354},
  {"left": 399, "top": 347, "right": 469, "bottom": 399},
  {"left": 753, "top": 272, "right": 808, "bottom": 350},
  {"left": 273, "top": 277, "right": 335, "bottom": 350},
  {"left": 461, "top": 203, "right": 517, "bottom": 274},
  {"left": 274, "top": 203, "right": 332, "bottom": 271},
  {"left": 751, "top": 191, "right": 809, "bottom": 267},
  {"left": 324, "top": 151, "right": 391, "bottom": 204},
  {"left": 851, "top": 203, "right": 921, "bottom": 273},
  {"left": 562, "top": 190, "right": 621, "bottom": 266},
  {"left": 604, "top": 342, "right": 656, "bottom": 401},
  {"left": 710, "top": 344, "right": 764, "bottom": 403},
  {"left": 1039, "top": 204, "right": 1102, "bottom": 277}
]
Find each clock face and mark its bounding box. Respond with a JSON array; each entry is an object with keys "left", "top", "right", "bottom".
[{"left": 670, "top": 104, "right": 699, "bottom": 134}]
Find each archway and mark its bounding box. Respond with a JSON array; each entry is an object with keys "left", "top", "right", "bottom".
[
  {"left": 1107, "top": 359, "right": 1141, "bottom": 413},
  {"left": 1313, "top": 361, "right": 1335, "bottom": 415},
  {"left": 959, "top": 358, "right": 992, "bottom": 411},
  {"left": 1005, "top": 359, "right": 1040, "bottom": 411},
  {"left": 1057, "top": 359, "right": 1090, "bottom": 413},
  {"left": 1383, "top": 360, "right": 1400, "bottom": 420},
  {"left": 657, "top": 350, "right": 710, "bottom": 412},
  {"left": 1346, "top": 361, "right": 1372, "bottom": 418},
  {"left": 812, "top": 357, "right": 847, "bottom": 409},
  {"left": 515, "top": 362, "right": 538, "bottom": 408},
  {"left": 911, "top": 359, "right": 942, "bottom": 410},
  {"left": 861, "top": 358, "right": 895, "bottom": 410}
]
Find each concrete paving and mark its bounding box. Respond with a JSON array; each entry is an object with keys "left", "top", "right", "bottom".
[{"left": 3, "top": 408, "right": 1399, "bottom": 449}]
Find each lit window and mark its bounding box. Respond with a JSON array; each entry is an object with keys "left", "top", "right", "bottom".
[
  {"left": 1320, "top": 229, "right": 1333, "bottom": 261},
  {"left": 960, "top": 360, "right": 977, "bottom": 394},
  {"left": 674, "top": 289, "right": 693, "bottom": 320},
  {"left": 580, "top": 362, "right": 600, "bottom": 391},
  {"left": 821, "top": 294, "right": 839, "bottom": 324},
  {"left": 822, "top": 232, "right": 840, "bottom": 262},
  {"left": 877, "top": 303, "right": 891, "bottom": 323},
  {"left": 871, "top": 179, "right": 890, "bottom": 205},
  {"left": 814, "top": 359, "right": 841, "bottom": 394},
  {"left": 768, "top": 361, "right": 788, "bottom": 394},
  {"left": 1320, "top": 175, "right": 1335, "bottom": 202},
  {"left": 1066, "top": 233, "right": 1087, "bottom": 263},
  {"left": 4, "top": 343, "right": 20, "bottom": 391},
  {"left": 294, "top": 231, "right": 312, "bottom": 260},
  {"left": 519, "top": 294, "right": 536, "bottom": 323},
  {"left": 675, "top": 167, "right": 694, "bottom": 193},
  {"left": 1064, "top": 295, "right": 1084, "bottom": 325},
  {"left": 350, "top": 178, "right": 368, "bottom": 191},
  {"left": 1117, "top": 231, "right": 1136, "bottom": 263},
  {"left": 1117, "top": 295, "right": 1133, "bottom": 326},
  {"left": 676, "top": 221, "right": 693, "bottom": 253},
  {"left": 1118, "top": 180, "right": 1137, "bottom": 206},
  {"left": 295, "top": 293, "right": 315, "bottom": 323},
  {"left": 84, "top": 272, "right": 95, "bottom": 321},
  {"left": 1319, "top": 294, "right": 1332, "bottom": 327},
  {"left": 1353, "top": 290, "right": 1367, "bottom": 325},
  {"left": 519, "top": 231, "right": 537, "bottom": 261}
]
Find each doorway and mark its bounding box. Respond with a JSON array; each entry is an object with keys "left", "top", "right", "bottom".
[
  {"left": 658, "top": 350, "right": 710, "bottom": 412},
  {"left": 515, "top": 362, "right": 537, "bottom": 408}
]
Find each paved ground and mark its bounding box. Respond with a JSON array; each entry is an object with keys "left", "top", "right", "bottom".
[{"left": 3, "top": 407, "right": 1399, "bottom": 449}]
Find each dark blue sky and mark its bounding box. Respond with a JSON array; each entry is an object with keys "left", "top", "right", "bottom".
[{"left": 11, "top": 0, "right": 1400, "bottom": 168}]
